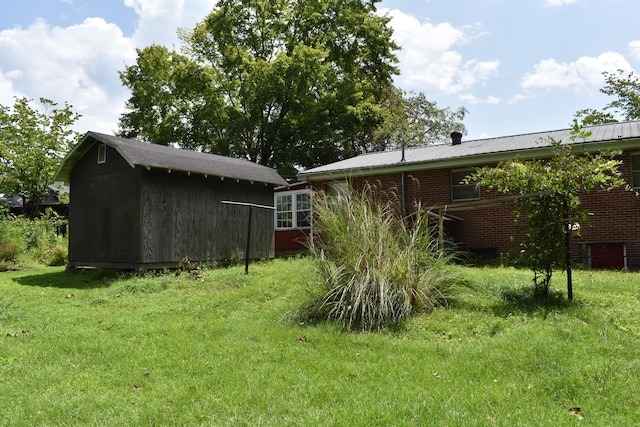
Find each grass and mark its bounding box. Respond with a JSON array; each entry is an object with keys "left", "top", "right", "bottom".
[
  {"left": 0, "top": 258, "right": 639, "bottom": 425},
  {"left": 303, "top": 187, "right": 455, "bottom": 331}
]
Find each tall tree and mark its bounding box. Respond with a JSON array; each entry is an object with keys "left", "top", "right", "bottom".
[
  {"left": 573, "top": 108, "right": 618, "bottom": 126},
  {"left": 470, "top": 123, "right": 627, "bottom": 299},
  {"left": 600, "top": 69, "right": 640, "bottom": 120},
  {"left": 0, "top": 97, "right": 80, "bottom": 217},
  {"left": 371, "top": 88, "right": 467, "bottom": 151},
  {"left": 119, "top": 45, "right": 224, "bottom": 151},
  {"left": 119, "top": 0, "right": 399, "bottom": 178},
  {"left": 574, "top": 69, "right": 640, "bottom": 125}
]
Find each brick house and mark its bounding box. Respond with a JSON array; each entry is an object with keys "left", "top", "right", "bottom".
[{"left": 297, "top": 121, "right": 640, "bottom": 270}]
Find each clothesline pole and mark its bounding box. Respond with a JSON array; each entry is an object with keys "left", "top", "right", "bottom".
[{"left": 222, "top": 200, "right": 276, "bottom": 274}]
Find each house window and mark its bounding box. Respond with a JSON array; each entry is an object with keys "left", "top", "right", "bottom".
[
  {"left": 327, "top": 180, "right": 349, "bottom": 198},
  {"left": 97, "top": 144, "right": 106, "bottom": 164},
  {"left": 276, "top": 194, "right": 293, "bottom": 228},
  {"left": 451, "top": 169, "right": 479, "bottom": 201},
  {"left": 296, "top": 193, "right": 311, "bottom": 227},
  {"left": 632, "top": 154, "right": 640, "bottom": 188},
  {"left": 275, "top": 190, "right": 312, "bottom": 230}
]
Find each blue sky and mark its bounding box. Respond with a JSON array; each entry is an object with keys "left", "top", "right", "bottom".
[{"left": 1, "top": 0, "right": 639, "bottom": 141}]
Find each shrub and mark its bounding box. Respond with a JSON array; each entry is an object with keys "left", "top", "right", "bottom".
[
  {"left": 0, "top": 212, "right": 25, "bottom": 264},
  {"left": 0, "top": 208, "right": 67, "bottom": 266},
  {"left": 0, "top": 243, "right": 19, "bottom": 263},
  {"left": 299, "top": 186, "right": 456, "bottom": 331},
  {"left": 40, "top": 243, "right": 68, "bottom": 267}
]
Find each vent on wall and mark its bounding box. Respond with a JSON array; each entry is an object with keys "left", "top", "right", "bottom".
[{"left": 97, "top": 144, "right": 106, "bottom": 164}]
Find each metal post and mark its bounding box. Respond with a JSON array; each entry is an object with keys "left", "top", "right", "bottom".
[
  {"left": 438, "top": 209, "right": 445, "bottom": 255},
  {"left": 245, "top": 205, "right": 252, "bottom": 274},
  {"left": 221, "top": 200, "right": 276, "bottom": 274},
  {"left": 563, "top": 198, "right": 573, "bottom": 301}
]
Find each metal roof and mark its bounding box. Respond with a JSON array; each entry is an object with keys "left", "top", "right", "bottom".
[
  {"left": 299, "top": 121, "right": 640, "bottom": 179},
  {"left": 55, "top": 131, "right": 288, "bottom": 186}
]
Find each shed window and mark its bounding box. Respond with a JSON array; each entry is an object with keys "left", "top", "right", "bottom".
[
  {"left": 451, "top": 169, "right": 479, "bottom": 201},
  {"left": 97, "top": 144, "right": 106, "bottom": 164},
  {"left": 275, "top": 190, "right": 312, "bottom": 230},
  {"left": 632, "top": 154, "right": 640, "bottom": 188}
]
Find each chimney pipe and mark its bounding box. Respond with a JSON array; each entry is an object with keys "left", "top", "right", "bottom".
[{"left": 451, "top": 131, "right": 463, "bottom": 146}]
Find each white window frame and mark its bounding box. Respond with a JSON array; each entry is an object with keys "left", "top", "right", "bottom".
[
  {"left": 631, "top": 153, "right": 640, "bottom": 188},
  {"left": 97, "top": 144, "right": 107, "bottom": 164},
  {"left": 451, "top": 169, "right": 480, "bottom": 201},
  {"left": 274, "top": 189, "right": 312, "bottom": 230}
]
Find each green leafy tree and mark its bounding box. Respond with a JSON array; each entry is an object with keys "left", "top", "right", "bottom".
[
  {"left": 601, "top": 70, "right": 640, "bottom": 120},
  {"left": 118, "top": 45, "right": 224, "bottom": 151},
  {"left": 371, "top": 89, "right": 467, "bottom": 151},
  {"left": 470, "top": 123, "right": 627, "bottom": 299},
  {"left": 573, "top": 108, "right": 618, "bottom": 126},
  {"left": 0, "top": 97, "right": 80, "bottom": 217},
  {"left": 574, "top": 69, "right": 640, "bottom": 124},
  {"left": 119, "top": 0, "right": 399, "bottom": 178}
]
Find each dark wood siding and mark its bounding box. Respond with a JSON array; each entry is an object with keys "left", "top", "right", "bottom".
[
  {"left": 140, "top": 169, "right": 275, "bottom": 266},
  {"left": 68, "top": 143, "right": 142, "bottom": 267},
  {"left": 67, "top": 141, "right": 276, "bottom": 269}
]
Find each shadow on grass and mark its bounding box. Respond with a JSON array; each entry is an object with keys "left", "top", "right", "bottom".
[
  {"left": 446, "top": 274, "right": 576, "bottom": 320},
  {"left": 13, "top": 268, "right": 122, "bottom": 289},
  {"left": 490, "top": 287, "right": 574, "bottom": 318}
]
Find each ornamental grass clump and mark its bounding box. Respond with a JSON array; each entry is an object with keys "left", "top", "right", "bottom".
[{"left": 301, "top": 186, "right": 456, "bottom": 332}]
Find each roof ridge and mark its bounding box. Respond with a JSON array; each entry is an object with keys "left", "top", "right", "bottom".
[{"left": 55, "top": 132, "right": 287, "bottom": 186}]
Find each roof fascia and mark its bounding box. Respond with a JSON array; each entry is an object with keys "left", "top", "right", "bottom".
[
  {"left": 89, "top": 132, "right": 136, "bottom": 169},
  {"left": 53, "top": 132, "right": 138, "bottom": 183},
  {"left": 53, "top": 132, "right": 96, "bottom": 182}
]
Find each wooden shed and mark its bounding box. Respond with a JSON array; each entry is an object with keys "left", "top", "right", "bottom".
[{"left": 54, "top": 131, "right": 287, "bottom": 270}]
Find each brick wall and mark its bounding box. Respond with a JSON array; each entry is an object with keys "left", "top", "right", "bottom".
[
  {"left": 309, "top": 149, "right": 640, "bottom": 269},
  {"left": 576, "top": 151, "right": 640, "bottom": 268}
]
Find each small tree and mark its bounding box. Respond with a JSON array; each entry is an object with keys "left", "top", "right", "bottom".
[
  {"left": 471, "top": 123, "right": 628, "bottom": 299},
  {"left": 0, "top": 97, "right": 80, "bottom": 217}
]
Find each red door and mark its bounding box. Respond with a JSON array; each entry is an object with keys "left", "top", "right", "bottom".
[{"left": 590, "top": 243, "right": 625, "bottom": 269}]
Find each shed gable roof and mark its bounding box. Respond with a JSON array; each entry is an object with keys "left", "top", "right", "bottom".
[
  {"left": 55, "top": 131, "right": 287, "bottom": 186},
  {"left": 299, "top": 121, "right": 640, "bottom": 180}
]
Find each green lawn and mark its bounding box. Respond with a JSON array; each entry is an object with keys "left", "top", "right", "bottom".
[{"left": 1, "top": 258, "right": 639, "bottom": 426}]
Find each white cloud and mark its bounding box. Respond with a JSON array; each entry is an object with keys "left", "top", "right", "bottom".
[
  {"left": 124, "top": 0, "right": 213, "bottom": 47},
  {"left": 630, "top": 40, "right": 640, "bottom": 62},
  {"left": 544, "top": 0, "right": 579, "bottom": 6},
  {"left": 521, "top": 52, "right": 632, "bottom": 93},
  {"left": 381, "top": 9, "right": 500, "bottom": 94},
  {"left": 0, "top": 70, "right": 20, "bottom": 106},
  {"left": 460, "top": 93, "right": 501, "bottom": 105},
  {"left": 0, "top": 18, "right": 137, "bottom": 133},
  {"left": 0, "top": 1, "right": 218, "bottom": 134},
  {"left": 507, "top": 93, "right": 531, "bottom": 105}
]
